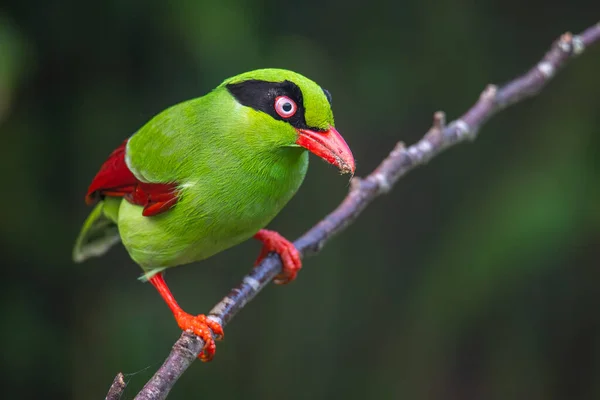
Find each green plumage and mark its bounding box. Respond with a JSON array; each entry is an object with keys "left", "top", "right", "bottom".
[{"left": 73, "top": 69, "right": 335, "bottom": 279}]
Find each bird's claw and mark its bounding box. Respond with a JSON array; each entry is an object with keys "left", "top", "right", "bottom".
[
  {"left": 175, "top": 312, "right": 224, "bottom": 362},
  {"left": 254, "top": 229, "right": 302, "bottom": 285}
]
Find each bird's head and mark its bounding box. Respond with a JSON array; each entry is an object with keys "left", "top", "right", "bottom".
[{"left": 221, "top": 69, "right": 355, "bottom": 174}]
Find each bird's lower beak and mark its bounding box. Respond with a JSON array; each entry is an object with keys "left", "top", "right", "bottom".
[{"left": 295, "top": 126, "right": 355, "bottom": 174}]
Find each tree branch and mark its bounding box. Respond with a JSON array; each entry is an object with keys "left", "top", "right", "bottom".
[
  {"left": 109, "top": 22, "right": 600, "bottom": 400},
  {"left": 106, "top": 372, "right": 126, "bottom": 400}
]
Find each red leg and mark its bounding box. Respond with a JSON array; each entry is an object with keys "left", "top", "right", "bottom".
[
  {"left": 254, "top": 229, "right": 302, "bottom": 285},
  {"left": 149, "top": 273, "right": 224, "bottom": 362}
]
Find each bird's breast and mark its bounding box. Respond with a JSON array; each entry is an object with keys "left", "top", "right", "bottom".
[{"left": 176, "top": 148, "right": 308, "bottom": 255}]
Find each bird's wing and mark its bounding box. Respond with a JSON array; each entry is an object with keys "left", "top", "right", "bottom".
[{"left": 85, "top": 139, "right": 179, "bottom": 217}]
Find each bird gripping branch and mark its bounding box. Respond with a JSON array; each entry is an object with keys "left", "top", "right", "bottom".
[{"left": 73, "top": 69, "right": 355, "bottom": 361}]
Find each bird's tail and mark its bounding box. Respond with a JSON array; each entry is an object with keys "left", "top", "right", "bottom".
[{"left": 72, "top": 198, "right": 122, "bottom": 263}]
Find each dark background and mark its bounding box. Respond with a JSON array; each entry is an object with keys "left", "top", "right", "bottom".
[{"left": 1, "top": 1, "right": 599, "bottom": 399}]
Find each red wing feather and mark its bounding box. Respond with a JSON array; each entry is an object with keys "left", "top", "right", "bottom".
[{"left": 85, "top": 139, "right": 179, "bottom": 217}]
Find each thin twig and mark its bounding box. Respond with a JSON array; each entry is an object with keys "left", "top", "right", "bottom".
[
  {"left": 106, "top": 372, "right": 126, "bottom": 400},
  {"left": 116, "top": 22, "right": 600, "bottom": 400}
]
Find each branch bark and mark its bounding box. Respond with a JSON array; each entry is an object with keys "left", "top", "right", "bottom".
[
  {"left": 106, "top": 372, "right": 126, "bottom": 400},
  {"left": 107, "top": 22, "right": 600, "bottom": 400}
]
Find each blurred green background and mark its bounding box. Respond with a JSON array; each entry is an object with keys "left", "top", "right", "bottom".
[{"left": 1, "top": 1, "right": 599, "bottom": 399}]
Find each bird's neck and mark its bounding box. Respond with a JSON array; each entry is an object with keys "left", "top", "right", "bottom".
[{"left": 238, "top": 145, "right": 308, "bottom": 189}]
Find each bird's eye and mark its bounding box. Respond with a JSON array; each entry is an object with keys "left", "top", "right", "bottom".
[{"left": 274, "top": 96, "right": 297, "bottom": 118}]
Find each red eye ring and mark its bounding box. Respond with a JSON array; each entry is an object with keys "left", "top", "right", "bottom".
[{"left": 274, "top": 96, "right": 297, "bottom": 118}]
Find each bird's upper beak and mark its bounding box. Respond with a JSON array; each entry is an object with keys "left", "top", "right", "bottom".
[{"left": 295, "top": 126, "right": 355, "bottom": 174}]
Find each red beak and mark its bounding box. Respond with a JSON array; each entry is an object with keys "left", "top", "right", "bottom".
[{"left": 295, "top": 126, "right": 355, "bottom": 174}]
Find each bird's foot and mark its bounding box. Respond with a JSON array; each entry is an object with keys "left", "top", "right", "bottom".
[
  {"left": 174, "top": 312, "right": 224, "bottom": 362},
  {"left": 254, "top": 229, "right": 302, "bottom": 285}
]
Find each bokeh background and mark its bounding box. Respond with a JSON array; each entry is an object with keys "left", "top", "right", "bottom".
[{"left": 1, "top": 1, "right": 599, "bottom": 399}]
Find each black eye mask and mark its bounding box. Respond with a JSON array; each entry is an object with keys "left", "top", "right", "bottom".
[{"left": 227, "top": 79, "right": 322, "bottom": 131}]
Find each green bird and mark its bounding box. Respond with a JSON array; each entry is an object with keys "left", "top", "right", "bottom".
[{"left": 73, "top": 68, "right": 355, "bottom": 360}]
